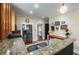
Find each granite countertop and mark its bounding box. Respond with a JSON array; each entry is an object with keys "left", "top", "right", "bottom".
[
  {"left": 26, "top": 38, "right": 74, "bottom": 55},
  {"left": 0, "top": 37, "right": 74, "bottom": 55},
  {"left": 0, "top": 39, "right": 10, "bottom": 55}
]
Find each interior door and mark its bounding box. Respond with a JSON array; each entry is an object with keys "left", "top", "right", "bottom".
[{"left": 37, "top": 24, "right": 43, "bottom": 41}]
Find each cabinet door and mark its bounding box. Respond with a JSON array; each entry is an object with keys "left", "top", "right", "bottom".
[
  {"left": 5, "top": 4, "right": 9, "bottom": 36},
  {"left": 0, "top": 4, "right": 1, "bottom": 40},
  {"left": 0, "top": 3, "right": 15, "bottom": 40},
  {"left": 0, "top": 4, "right": 6, "bottom": 40}
]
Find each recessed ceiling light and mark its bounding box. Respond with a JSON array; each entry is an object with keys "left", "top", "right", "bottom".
[
  {"left": 34, "top": 4, "right": 39, "bottom": 8},
  {"left": 42, "top": 16, "right": 44, "bottom": 18},
  {"left": 29, "top": 11, "right": 33, "bottom": 14}
]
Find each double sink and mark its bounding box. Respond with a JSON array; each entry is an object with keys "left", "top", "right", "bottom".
[{"left": 27, "top": 41, "right": 49, "bottom": 52}]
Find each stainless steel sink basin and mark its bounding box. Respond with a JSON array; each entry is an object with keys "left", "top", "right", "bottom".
[{"left": 27, "top": 41, "right": 48, "bottom": 52}]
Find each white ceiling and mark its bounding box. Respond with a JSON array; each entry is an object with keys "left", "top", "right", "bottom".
[{"left": 12, "top": 3, "right": 79, "bottom": 18}]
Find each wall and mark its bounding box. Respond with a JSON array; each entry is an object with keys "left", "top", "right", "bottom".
[
  {"left": 16, "top": 16, "right": 45, "bottom": 41},
  {"left": 49, "top": 7, "right": 79, "bottom": 40}
]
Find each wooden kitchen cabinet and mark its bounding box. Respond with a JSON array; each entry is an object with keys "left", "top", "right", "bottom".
[{"left": 0, "top": 3, "right": 16, "bottom": 40}]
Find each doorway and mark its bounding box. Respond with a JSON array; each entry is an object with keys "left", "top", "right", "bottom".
[
  {"left": 37, "top": 24, "right": 43, "bottom": 41},
  {"left": 22, "top": 24, "right": 32, "bottom": 44},
  {"left": 45, "top": 24, "right": 49, "bottom": 39}
]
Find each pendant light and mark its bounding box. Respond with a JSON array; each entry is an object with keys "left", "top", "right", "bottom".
[{"left": 60, "top": 3, "right": 68, "bottom": 14}]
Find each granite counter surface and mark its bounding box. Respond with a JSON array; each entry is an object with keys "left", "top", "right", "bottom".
[
  {"left": 0, "top": 38, "right": 74, "bottom": 55},
  {"left": 26, "top": 38, "right": 73, "bottom": 55}
]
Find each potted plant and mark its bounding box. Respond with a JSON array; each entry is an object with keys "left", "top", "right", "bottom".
[{"left": 65, "top": 28, "right": 70, "bottom": 39}]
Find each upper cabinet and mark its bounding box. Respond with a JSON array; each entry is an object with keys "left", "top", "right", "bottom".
[{"left": 0, "top": 3, "right": 16, "bottom": 40}]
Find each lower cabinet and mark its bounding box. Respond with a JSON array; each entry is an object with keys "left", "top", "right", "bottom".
[{"left": 55, "top": 43, "right": 73, "bottom": 55}]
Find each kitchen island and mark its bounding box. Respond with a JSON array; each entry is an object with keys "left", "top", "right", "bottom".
[
  {"left": 26, "top": 38, "right": 73, "bottom": 55},
  {"left": 1, "top": 37, "right": 73, "bottom": 55}
]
